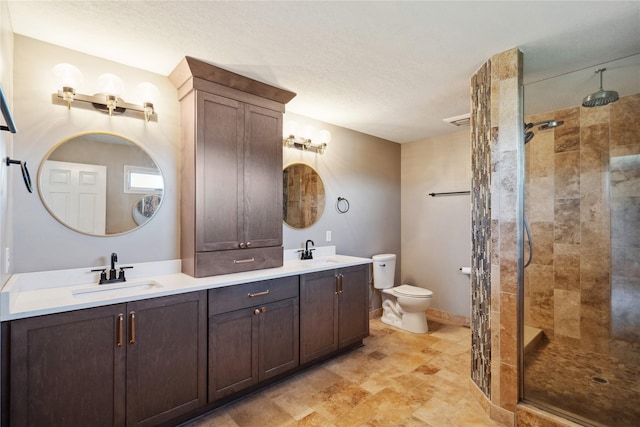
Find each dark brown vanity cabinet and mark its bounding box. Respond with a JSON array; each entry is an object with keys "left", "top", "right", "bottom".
[
  {"left": 170, "top": 56, "right": 296, "bottom": 277},
  {"left": 300, "top": 264, "right": 370, "bottom": 365},
  {"left": 208, "top": 276, "right": 299, "bottom": 401},
  {"left": 7, "top": 292, "right": 207, "bottom": 427}
]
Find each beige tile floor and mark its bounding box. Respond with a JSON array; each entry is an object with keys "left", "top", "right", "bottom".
[{"left": 183, "top": 319, "right": 503, "bottom": 427}]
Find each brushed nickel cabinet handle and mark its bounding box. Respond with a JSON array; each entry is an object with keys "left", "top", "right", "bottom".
[
  {"left": 335, "top": 275, "right": 339, "bottom": 295},
  {"left": 129, "top": 311, "right": 136, "bottom": 344},
  {"left": 340, "top": 274, "right": 344, "bottom": 294},
  {"left": 116, "top": 313, "right": 124, "bottom": 347},
  {"left": 248, "top": 290, "right": 270, "bottom": 298},
  {"left": 234, "top": 257, "right": 255, "bottom": 264}
]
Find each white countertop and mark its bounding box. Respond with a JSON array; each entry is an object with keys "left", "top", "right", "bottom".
[{"left": 0, "top": 246, "right": 372, "bottom": 321}]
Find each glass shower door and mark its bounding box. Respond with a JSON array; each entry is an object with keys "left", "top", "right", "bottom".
[{"left": 522, "top": 56, "right": 640, "bottom": 427}]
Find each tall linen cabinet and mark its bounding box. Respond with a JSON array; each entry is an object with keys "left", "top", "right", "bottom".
[{"left": 170, "top": 57, "right": 296, "bottom": 277}]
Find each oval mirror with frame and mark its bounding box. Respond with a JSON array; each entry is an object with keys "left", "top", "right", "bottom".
[
  {"left": 283, "top": 162, "right": 326, "bottom": 229},
  {"left": 38, "top": 132, "right": 164, "bottom": 236}
]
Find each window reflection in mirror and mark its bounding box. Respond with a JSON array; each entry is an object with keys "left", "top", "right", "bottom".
[
  {"left": 38, "top": 132, "right": 164, "bottom": 236},
  {"left": 283, "top": 163, "right": 325, "bottom": 229}
]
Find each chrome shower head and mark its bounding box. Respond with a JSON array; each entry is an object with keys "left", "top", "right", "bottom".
[
  {"left": 523, "top": 119, "right": 564, "bottom": 144},
  {"left": 582, "top": 68, "right": 619, "bottom": 107},
  {"left": 538, "top": 120, "right": 564, "bottom": 130}
]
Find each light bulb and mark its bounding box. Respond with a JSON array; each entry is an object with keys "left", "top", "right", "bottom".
[
  {"left": 97, "top": 73, "right": 124, "bottom": 98},
  {"left": 316, "top": 130, "right": 331, "bottom": 145},
  {"left": 283, "top": 120, "right": 299, "bottom": 138},
  {"left": 136, "top": 82, "right": 159, "bottom": 122},
  {"left": 52, "top": 63, "right": 83, "bottom": 108}
]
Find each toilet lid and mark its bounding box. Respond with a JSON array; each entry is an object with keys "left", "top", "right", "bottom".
[{"left": 394, "top": 285, "right": 433, "bottom": 298}]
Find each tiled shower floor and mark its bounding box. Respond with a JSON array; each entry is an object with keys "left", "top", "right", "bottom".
[{"left": 524, "top": 339, "right": 640, "bottom": 427}]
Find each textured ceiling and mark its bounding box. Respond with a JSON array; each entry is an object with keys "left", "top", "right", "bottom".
[{"left": 7, "top": 1, "right": 640, "bottom": 143}]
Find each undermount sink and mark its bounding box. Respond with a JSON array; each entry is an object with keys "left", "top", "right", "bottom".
[
  {"left": 71, "top": 280, "right": 162, "bottom": 300},
  {"left": 298, "top": 259, "right": 339, "bottom": 268}
]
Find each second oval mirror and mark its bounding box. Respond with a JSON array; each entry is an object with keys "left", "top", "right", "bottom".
[
  {"left": 38, "top": 132, "right": 164, "bottom": 236},
  {"left": 283, "top": 163, "right": 326, "bottom": 229}
]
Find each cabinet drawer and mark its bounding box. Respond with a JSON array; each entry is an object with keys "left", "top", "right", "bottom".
[
  {"left": 209, "top": 276, "right": 299, "bottom": 315},
  {"left": 195, "top": 246, "right": 283, "bottom": 277}
]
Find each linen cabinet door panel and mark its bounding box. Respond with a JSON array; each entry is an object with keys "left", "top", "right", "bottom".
[
  {"left": 10, "top": 304, "right": 126, "bottom": 427},
  {"left": 259, "top": 297, "right": 299, "bottom": 380},
  {"left": 338, "top": 265, "right": 370, "bottom": 349},
  {"left": 300, "top": 270, "right": 339, "bottom": 364},
  {"left": 243, "top": 104, "right": 283, "bottom": 248},
  {"left": 196, "top": 91, "right": 244, "bottom": 252},
  {"left": 125, "top": 292, "right": 207, "bottom": 427},
  {"left": 208, "top": 308, "right": 259, "bottom": 401}
]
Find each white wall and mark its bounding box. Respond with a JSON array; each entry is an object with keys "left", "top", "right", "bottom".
[
  {"left": 401, "top": 129, "right": 472, "bottom": 318},
  {"left": 0, "top": 0, "right": 14, "bottom": 287},
  {"left": 283, "top": 112, "right": 402, "bottom": 307},
  {"left": 12, "top": 36, "right": 181, "bottom": 272},
  {"left": 11, "top": 37, "right": 403, "bottom": 281}
]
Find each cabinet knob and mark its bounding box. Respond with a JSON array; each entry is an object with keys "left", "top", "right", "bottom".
[
  {"left": 253, "top": 307, "right": 267, "bottom": 315},
  {"left": 239, "top": 242, "right": 246, "bottom": 248},
  {"left": 246, "top": 242, "right": 251, "bottom": 247}
]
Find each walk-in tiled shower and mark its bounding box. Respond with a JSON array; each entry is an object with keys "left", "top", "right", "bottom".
[{"left": 523, "top": 71, "right": 640, "bottom": 426}]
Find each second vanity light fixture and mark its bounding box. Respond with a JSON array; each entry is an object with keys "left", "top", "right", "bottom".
[
  {"left": 283, "top": 121, "right": 331, "bottom": 155},
  {"left": 53, "top": 63, "right": 158, "bottom": 122}
]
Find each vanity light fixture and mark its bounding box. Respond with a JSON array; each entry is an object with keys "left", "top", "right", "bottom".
[
  {"left": 52, "top": 63, "right": 158, "bottom": 122},
  {"left": 283, "top": 122, "right": 331, "bottom": 154}
]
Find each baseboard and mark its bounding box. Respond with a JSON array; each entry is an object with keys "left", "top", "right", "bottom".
[
  {"left": 469, "top": 379, "right": 515, "bottom": 426},
  {"left": 426, "top": 307, "right": 470, "bottom": 327}
]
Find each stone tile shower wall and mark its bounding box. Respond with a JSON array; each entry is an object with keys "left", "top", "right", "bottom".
[
  {"left": 470, "top": 47, "right": 522, "bottom": 425},
  {"left": 524, "top": 93, "right": 640, "bottom": 361}
]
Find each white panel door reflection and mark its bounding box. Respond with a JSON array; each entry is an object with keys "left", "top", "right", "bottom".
[{"left": 41, "top": 160, "right": 107, "bottom": 234}]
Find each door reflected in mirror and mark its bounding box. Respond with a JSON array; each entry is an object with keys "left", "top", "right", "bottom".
[
  {"left": 38, "top": 132, "right": 164, "bottom": 236},
  {"left": 283, "top": 163, "right": 325, "bottom": 229}
]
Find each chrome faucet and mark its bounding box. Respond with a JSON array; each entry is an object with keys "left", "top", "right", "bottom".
[
  {"left": 91, "top": 252, "right": 133, "bottom": 284},
  {"left": 300, "top": 240, "right": 315, "bottom": 260}
]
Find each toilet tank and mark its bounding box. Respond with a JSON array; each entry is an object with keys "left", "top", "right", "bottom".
[{"left": 372, "top": 254, "right": 396, "bottom": 289}]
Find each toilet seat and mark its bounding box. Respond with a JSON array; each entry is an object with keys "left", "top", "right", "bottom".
[{"left": 394, "top": 284, "right": 433, "bottom": 298}]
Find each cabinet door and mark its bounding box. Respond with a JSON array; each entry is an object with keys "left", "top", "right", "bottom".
[
  {"left": 259, "top": 297, "right": 299, "bottom": 380},
  {"left": 338, "top": 265, "right": 370, "bottom": 348},
  {"left": 10, "top": 304, "right": 126, "bottom": 427},
  {"left": 300, "top": 270, "right": 339, "bottom": 364},
  {"left": 243, "top": 104, "right": 283, "bottom": 248},
  {"left": 196, "top": 91, "right": 244, "bottom": 252},
  {"left": 209, "top": 307, "right": 259, "bottom": 401},
  {"left": 126, "top": 292, "right": 207, "bottom": 427}
]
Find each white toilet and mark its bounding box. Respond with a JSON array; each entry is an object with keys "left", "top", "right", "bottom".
[{"left": 372, "top": 254, "right": 433, "bottom": 334}]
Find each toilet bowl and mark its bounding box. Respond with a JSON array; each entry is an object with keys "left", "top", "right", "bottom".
[{"left": 372, "top": 254, "right": 433, "bottom": 334}]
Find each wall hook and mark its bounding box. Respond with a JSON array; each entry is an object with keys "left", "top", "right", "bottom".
[{"left": 6, "top": 157, "right": 33, "bottom": 193}]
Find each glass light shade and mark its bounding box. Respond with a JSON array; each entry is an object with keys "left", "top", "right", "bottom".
[
  {"left": 283, "top": 120, "right": 299, "bottom": 137},
  {"left": 97, "top": 73, "right": 124, "bottom": 97},
  {"left": 316, "top": 129, "right": 331, "bottom": 145},
  {"left": 52, "top": 63, "right": 83, "bottom": 89},
  {"left": 136, "top": 82, "right": 160, "bottom": 104},
  {"left": 302, "top": 125, "right": 315, "bottom": 140}
]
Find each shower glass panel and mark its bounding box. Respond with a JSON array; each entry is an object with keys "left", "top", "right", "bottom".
[{"left": 522, "top": 54, "right": 640, "bottom": 427}]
